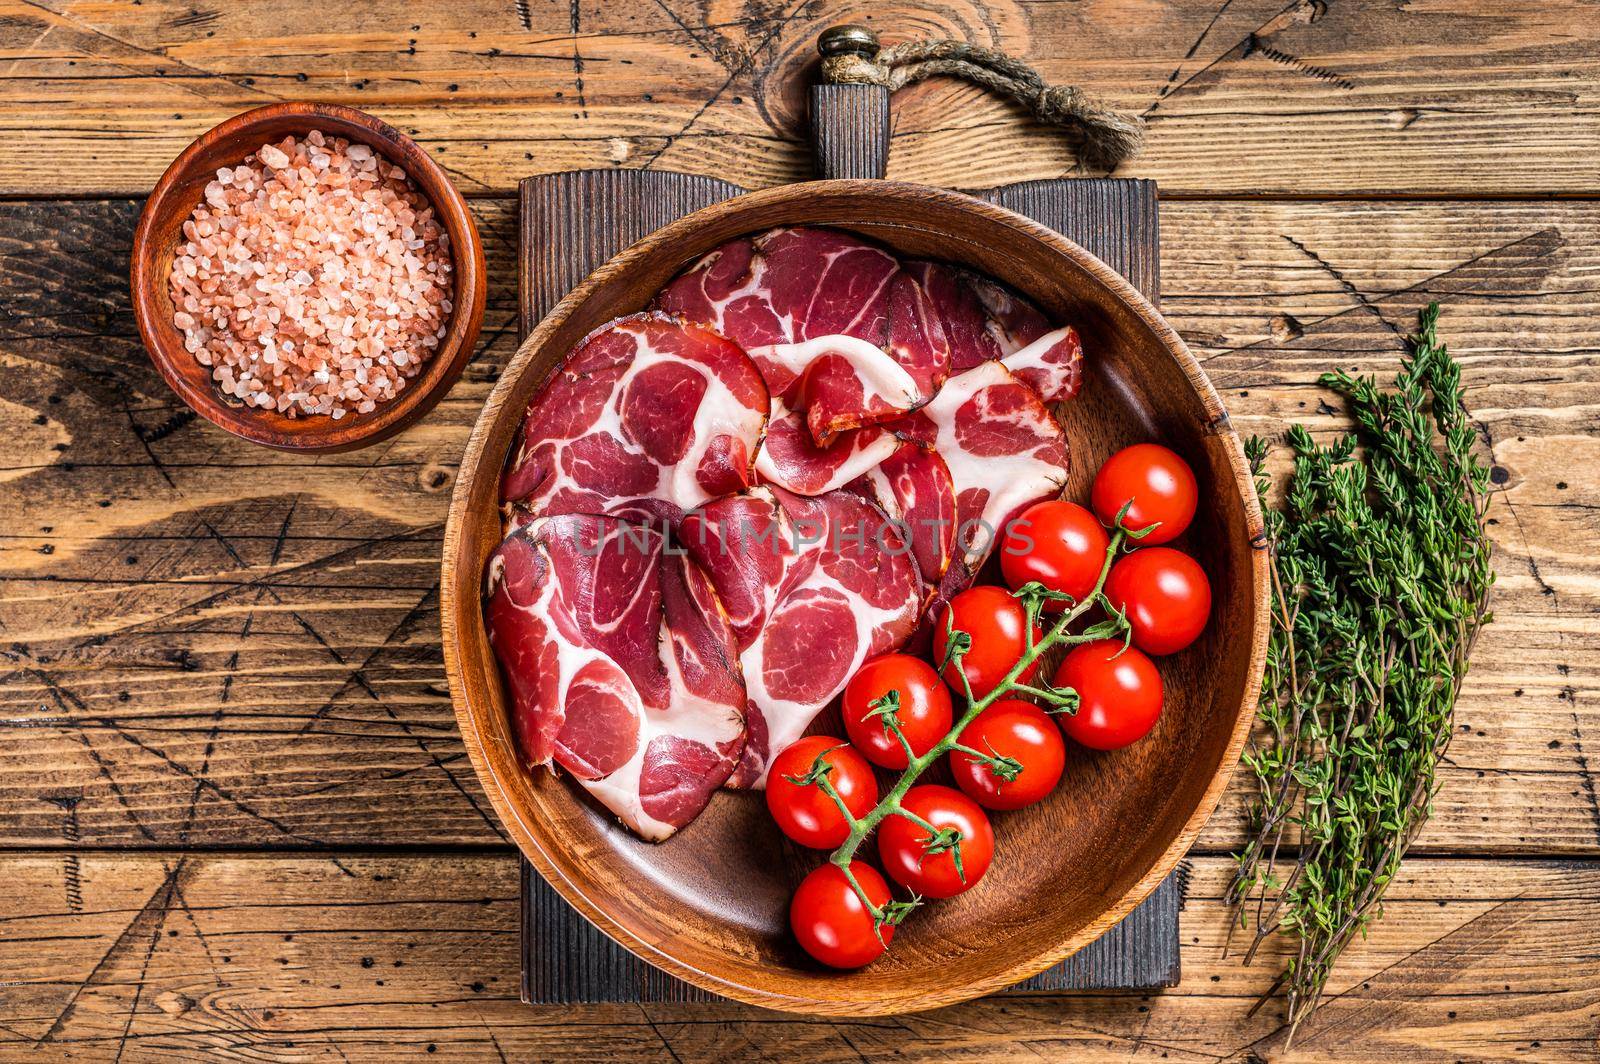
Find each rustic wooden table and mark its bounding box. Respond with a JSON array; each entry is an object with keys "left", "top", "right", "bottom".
[{"left": 2, "top": 2, "right": 1597, "bottom": 1060}]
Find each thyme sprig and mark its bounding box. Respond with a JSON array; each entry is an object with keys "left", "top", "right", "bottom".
[{"left": 1229, "top": 303, "right": 1494, "bottom": 1040}]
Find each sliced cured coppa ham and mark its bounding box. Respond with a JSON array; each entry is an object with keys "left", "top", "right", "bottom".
[
  {"left": 485, "top": 514, "right": 747, "bottom": 841},
  {"left": 906, "top": 261, "right": 1083, "bottom": 404},
  {"left": 1001, "top": 326, "right": 1085, "bottom": 406},
  {"left": 656, "top": 226, "right": 950, "bottom": 404},
  {"left": 844, "top": 442, "right": 957, "bottom": 587},
  {"left": 678, "top": 486, "right": 922, "bottom": 788},
  {"left": 656, "top": 228, "right": 952, "bottom": 496},
  {"left": 893, "top": 360, "right": 1070, "bottom": 567},
  {"left": 890, "top": 360, "right": 1071, "bottom": 649},
  {"left": 754, "top": 402, "right": 900, "bottom": 497},
  {"left": 500, "top": 312, "right": 768, "bottom": 526},
  {"left": 487, "top": 227, "right": 1090, "bottom": 841},
  {"left": 755, "top": 332, "right": 923, "bottom": 446}
]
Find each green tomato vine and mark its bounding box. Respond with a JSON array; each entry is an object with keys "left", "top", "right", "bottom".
[{"left": 789, "top": 506, "right": 1150, "bottom": 941}]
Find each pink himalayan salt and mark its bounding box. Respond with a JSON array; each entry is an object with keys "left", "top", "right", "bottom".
[{"left": 168, "top": 129, "right": 453, "bottom": 419}]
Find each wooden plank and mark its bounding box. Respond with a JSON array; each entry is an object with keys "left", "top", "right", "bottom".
[
  {"left": 2, "top": 197, "right": 1596, "bottom": 854},
  {"left": 514, "top": 169, "right": 1179, "bottom": 1002},
  {"left": 0, "top": 197, "right": 520, "bottom": 850},
  {"left": 525, "top": 861, "right": 1181, "bottom": 1001},
  {"left": 519, "top": 169, "right": 744, "bottom": 328},
  {"left": 1007, "top": 874, "right": 1180, "bottom": 993},
  {"left": 0, "top": 851, "right": 1594, "bottom": 1061},
  {"left": 984, "top": 178, "right": 1159, "bottom": 301},
  {"left": 810, "top": 84, "right": 892, "bottom": 180},
  {"left": 0, "top": 1, "right": 1596, "bottom": 196}
]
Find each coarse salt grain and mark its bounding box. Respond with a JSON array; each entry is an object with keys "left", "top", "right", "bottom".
[{"left": 167, "top": 132, "right": 453, "bottom": 419}]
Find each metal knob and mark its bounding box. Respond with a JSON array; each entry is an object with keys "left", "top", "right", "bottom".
[{"left": 818, "top": 24, "right": 880, "bottom": 59}]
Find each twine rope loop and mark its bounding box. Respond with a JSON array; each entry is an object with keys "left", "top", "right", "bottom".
[{"left": 820, "top": 31, "right": 1144, "bottom": 173}]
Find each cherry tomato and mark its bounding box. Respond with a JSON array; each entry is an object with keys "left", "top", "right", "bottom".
[
  {"left": 1052, "top": 639, "right": 1163, "bottom": 750},
  {"left": 766, "top": 737, "right": 878, "bottom": 849},
  {"left": 950, "top": 699, "right": 1067, "bottom": 810},
  {"left": 790, "top": 861, "right": 896, "bottom": 969},
  {"left": 1104, "top": 547, "right": 1212, "bottom": 655},
  {"left": 876, "top": 785, "right": 995, "bottom": 898},
  {"left": 1001, "top": 500, "right": 1111, "bottom": 608},
  {"left": 1091, "top": 443, "right": 1198, "bottom": 545},
  {"left": 934, "top": 585, "right": 1042, "bottom": 698},
  {"left": 842, "top": 654, "right": 954, "bottom": 770}
]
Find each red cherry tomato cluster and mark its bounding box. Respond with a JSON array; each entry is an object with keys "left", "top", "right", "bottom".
[
  {"left": 772, "top": 442, "right": 1213, "bottom": 970},
  {"left": 1017, "top": 442, "right": 1212, "bottom": 658}
]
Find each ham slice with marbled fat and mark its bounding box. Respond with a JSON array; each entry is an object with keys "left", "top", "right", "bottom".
[
  {"left": 892, "top": 360, "right": 1071, "bottom": 567},
  {"left": 485, "top": 514, "right": 747, "bottom": 840},
  {"left": 656, "top": 227, "right": 951, "bottom": 496},
  {"left": 656, "top": 226, "right": 950, "bottom": 406},
  {"left": 500, "top": 312, "right": 768, "bottom": 527},
  {"left": 678, "top": 486, "right": 921, "bottom": 788},
  {"left": 485, "top": 230, "right": 1093, "bottom": 840},
  {"left": 753, "top": 402, "right": 900, "bottom": 497},
  {"left": 844, "top": 442, "right": 957, "bottom": 587},
  {"left": 889, "top": 360, "right": 1071, "bottom": 650},
  {"left": 754, "top": 332, "right": 922, "bottom": 446},
  {"left": 905, "top": 261, "right": 1083, "bottom": 403}
]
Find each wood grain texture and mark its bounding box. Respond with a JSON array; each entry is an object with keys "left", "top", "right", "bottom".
[
  {"left": 1006, "top": 874, "right": 1180, "bottom": 993},
  {"left": 524, "top": 869, "right": 1182, "bottom": 1002},
  {"left": 3, "top": 195, "right": 1593, "bottom": 857},
  {"left": 1169, "top": 199, "right": 1600, "bottom": 857},
  {"left": 1, "top": 852, "right": 1594, "bottom": 1061},
  {"left": 810, "top": 84, "right": 892, "bottom": 180},
  {"left": 515, "top": 170, "right": 1180, "bottom": 1005},
  {"left": 0, "top": 1, "right": 1597, "bottom": 196},
  {"left": 983, "top": 178, "right": 1160, "bottom": 302},
  {"left": 520, "top": 169, "right": 745, "bottom": 330},
  {"left": 1, "top": 0, "right": 1595, "bottom": 1051}
]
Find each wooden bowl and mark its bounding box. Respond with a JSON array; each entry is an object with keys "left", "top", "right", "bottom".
[
  {"left": 442, "top": 181, "right": 1268, "bottom": 1015},
  {"left": 130, "top": 102, "right": 486, "bottom": 453}
]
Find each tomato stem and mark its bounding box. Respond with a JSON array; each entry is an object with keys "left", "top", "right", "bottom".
[
  {"left": 889, "top": 806, "right": 940, "bottom": 834},
  {"left": 820, "top": 527, "right": 1130, "bottom": 927},
  {"left": 868, "top": 697, "right": 920, "bottom": 767},
  {"left": 811, "top": 768, "right": 861, "bottom": 832}
]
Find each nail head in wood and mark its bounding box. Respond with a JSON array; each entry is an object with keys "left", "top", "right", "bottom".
[{"left": 819, "top": 24, "right": 880, "bottom": 58}]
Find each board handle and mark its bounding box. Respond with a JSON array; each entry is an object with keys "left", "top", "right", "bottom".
[{"left": 810, "top": 25, "right": 891, "bottom": 180}]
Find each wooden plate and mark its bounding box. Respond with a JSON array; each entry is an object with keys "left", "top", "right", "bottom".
[{"left": 441, "top": 179, "right": 1269, "bottom": 1015}]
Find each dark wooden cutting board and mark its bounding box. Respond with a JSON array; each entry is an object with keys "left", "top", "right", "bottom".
[{"left": 512, "top": 82, "right": 1181, "bottom": 1005}]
